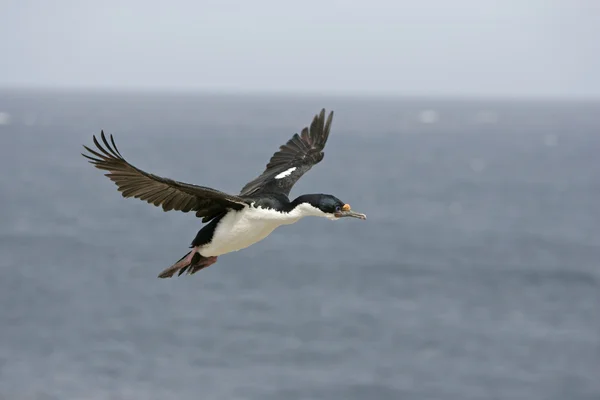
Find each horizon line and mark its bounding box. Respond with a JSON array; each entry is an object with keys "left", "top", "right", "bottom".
[{"left": 1, "top": 84, "right": 599, "bottom": 103}]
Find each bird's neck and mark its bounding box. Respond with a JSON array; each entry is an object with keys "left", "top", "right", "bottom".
[
  {"left": 288, "top": 195, "right": 330, "bottom": 219},
  {"left": 290, "top": 194, "right": 321, "bottom": 208}
]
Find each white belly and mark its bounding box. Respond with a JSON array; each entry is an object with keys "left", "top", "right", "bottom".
[{"left": 199, "top": 206, "right": 301, "bottom": 257}]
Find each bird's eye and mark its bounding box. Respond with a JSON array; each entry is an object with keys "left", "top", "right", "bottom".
[{"left": 335, "top": 205, "right": 341, "bottom": 212}]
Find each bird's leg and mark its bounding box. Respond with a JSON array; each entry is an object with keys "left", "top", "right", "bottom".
[
  {"left": 187, "top": 256, "right": 218, "bottom": 275},
  {"left": 185, "top": 247, "right": 199, "bottom": 264},
  {"left": 158, "top": 247, "right": 201, "bottom": 279},
  {"left": 190, "top": 256, "right": 218, "bottom": 269},
  {"left": 187, "top": 248, "right": 219, "bottom": 268},
  {"left": 202, "top": 256, "right": 218, "bottom": 268}
]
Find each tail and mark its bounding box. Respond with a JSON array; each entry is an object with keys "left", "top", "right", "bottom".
[{"left": 158, "top": 250, "right": 216, "bottom": 278}]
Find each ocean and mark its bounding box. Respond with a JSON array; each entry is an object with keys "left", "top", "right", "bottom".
[{"left": 0, "top": 89, "right": 599, "bottom": 399}]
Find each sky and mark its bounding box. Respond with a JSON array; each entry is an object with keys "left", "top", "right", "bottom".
[{"left": 1, "top": 0, "right": 599, "bottom": 98}]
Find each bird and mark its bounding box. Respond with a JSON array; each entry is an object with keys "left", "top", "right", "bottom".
[{"left": 82, "top": 108, "right": 366, "bottom": 278}]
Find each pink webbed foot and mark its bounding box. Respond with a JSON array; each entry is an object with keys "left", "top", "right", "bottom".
[{"left": 185, "top": 256, "right": 218, "bottom": 276}]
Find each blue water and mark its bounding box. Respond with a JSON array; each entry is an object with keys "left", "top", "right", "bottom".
[{"left": 0, "top": 89, "right": 599, "bottom": 399}]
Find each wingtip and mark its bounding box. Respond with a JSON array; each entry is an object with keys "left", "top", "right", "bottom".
[{"left": 317, "top": 108, "right": 334, "bottom": 125}]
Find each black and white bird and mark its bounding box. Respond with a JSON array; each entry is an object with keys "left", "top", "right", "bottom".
[{"left": 82, "top": 108, "right": 366, "bottom": 278}]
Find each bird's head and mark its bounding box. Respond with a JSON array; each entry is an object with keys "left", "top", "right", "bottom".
[{"left": 291, "top": 194, "right": 367, "bottom": 220}]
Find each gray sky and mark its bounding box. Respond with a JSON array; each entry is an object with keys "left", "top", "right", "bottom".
[{"left": 1, "top": 0, "right": 599, "bottom": 98}]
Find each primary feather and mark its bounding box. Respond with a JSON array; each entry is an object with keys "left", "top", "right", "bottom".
[
  {"left": 239, "top": 108, "right": 333, "bottom": 197},
  {"left": 81, "top": 131, "right": 248, "bottom": 221}
]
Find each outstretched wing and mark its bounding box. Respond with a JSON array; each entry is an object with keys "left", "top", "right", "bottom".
[
  {"left": 240, "top": 108, "right": 334, "bottom": 197},
  {"left": 82, "top": 131, "right": 248, "bottom": 222}
]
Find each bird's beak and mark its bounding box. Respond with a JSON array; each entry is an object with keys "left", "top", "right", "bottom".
[{"left": 335, "top": 204, "right": 367, "bottom": 220}]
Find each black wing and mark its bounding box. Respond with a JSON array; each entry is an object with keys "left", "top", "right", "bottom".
[
  {"left": 82, "top": 131, "right": 249, "bottom": 222},
  {"left": 239, "top": 108, "right": 334, "bottom": 197}
]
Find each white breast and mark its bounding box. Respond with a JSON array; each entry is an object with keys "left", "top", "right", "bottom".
[{"left": 199, "top": 205, "right": 303, "bottom": 257}]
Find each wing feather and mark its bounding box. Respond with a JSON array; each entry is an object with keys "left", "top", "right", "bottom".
[
  {"left": 240, "top": 109, "right": 334, "bottom": 197},
  {"left": 82, "top": 131, "right": 248, "bottom": 218}
]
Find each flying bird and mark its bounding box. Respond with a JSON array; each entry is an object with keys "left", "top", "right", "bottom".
[{"left": 82, "top": 108, "right": 366, "bottom": 278}]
